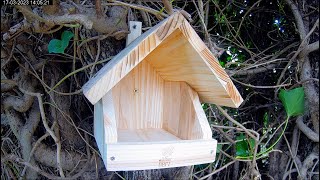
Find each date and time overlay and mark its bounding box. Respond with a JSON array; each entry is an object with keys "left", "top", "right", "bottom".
[{"left": 2, "top": 0, "right": 53, "bottom": 6}]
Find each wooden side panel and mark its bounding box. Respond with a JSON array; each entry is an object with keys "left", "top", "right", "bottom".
[
  {"left": 102, "top": 92, "right": 118, "bottom": 143},
  {"left": 187, "top": 86, "right": 212, "bottom": 140},
  {"left": 106, "top": 140, "right": 217, "bottom": 171},
  {"left": 112, "top": 60, "right": 164, "bottom": 129},
  {"left": 163, "top": 81, "right": 212, "bottom": 140},
  {"left": 178, "top": 83, "right": 196, "bottom": 139},
  {"left": 94, "top": 100, "right": 105, "bottom": 160},
  {"left": 162, "top": 81, "right": 181, "bottom": 136}
]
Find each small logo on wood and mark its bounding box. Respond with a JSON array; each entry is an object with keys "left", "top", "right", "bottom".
[{"left": 159, "top": 146, "right": 174, "bottom": 167}]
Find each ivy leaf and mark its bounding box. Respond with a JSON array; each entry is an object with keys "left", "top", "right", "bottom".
[
  {"left": 61, "top": 31, "right": 74, "bottom": 48},
  {"left": 48, "top": 31, "right": 74, "bottom": 54},
  {"left": 219, "top": 61, "right": 225, "bottom": 67},
  {"left": 48, "top": 39, "right": 65, "bottom": 54},
  {"left": 278, "top": 87, "right": 305, "bottom": 117},
  {"left": 236, "top": 134, "right": 249, "bottom": 156},
  {"left": 236, "top": 134, "right": 255, "bottom": 157}
]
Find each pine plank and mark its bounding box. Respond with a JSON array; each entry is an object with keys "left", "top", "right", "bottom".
[
  {"left": 112, "top": 60, "right": 164, "bottom": 129},
  {"left": 82, "top": 12, "right": 243, "bottom": 108},
  {"left": 117, "top": 129, "right": 181, "bottom": 142},
  {"left": 105, "top": 139, "right": 217, "bottom": 171},
  {"left": 163, "top": 82, "right": 212, "bottom": 140}
]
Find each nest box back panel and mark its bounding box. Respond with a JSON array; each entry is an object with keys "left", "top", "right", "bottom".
[
  {"left": 104, "top": 59, "right": 211, "bottom": 140},
  {"left": 112, "top": 60, "right": 164, "bottom": 130}
]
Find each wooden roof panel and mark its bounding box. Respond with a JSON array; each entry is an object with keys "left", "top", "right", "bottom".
[{"left": 83, "top": 12, "right": 243, "bottom": 108}]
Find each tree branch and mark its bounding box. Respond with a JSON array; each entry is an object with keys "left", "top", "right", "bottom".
[
  {"left": 162, "top": 0, "right": 173, "bottom": 15},
  {"left": 216, "top": 105, "right": 258, "bottom": 140},
  {"left": 284, "top": 0, "right": 307, "bottom": 39},
  {"left": 302, "top": 40, "right": 319, "bottom": 55},
  {"left": 19, "top": 89, "right": 65, "bottom": 178},
  {"left": 106, "top": 0, "right": 168, "bottom": 19},
  {"left": 296, "top": 116, "right": 319, "bottom": 142}
]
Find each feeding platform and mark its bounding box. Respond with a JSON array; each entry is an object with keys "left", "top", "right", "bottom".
[{"left": 82, "top": 12, "right": 243, "bottom": 171}]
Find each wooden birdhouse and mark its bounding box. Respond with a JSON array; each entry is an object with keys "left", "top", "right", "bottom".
[{"left": 82, "top": 12, "right": 243, "bottom": 171}]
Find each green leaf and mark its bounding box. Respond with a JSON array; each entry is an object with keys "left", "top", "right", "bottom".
[
  {"left": 263, "top": 112, "right": 269, "bottom": 128},
  {"left": 216, "top": 144, "right": 223, "bottom": 154},
  {"left": 278, "top": 87, "right": 305, "bottom": 117},
  {"left": 219, "top": 61, "right": 225, "bottom": 67},
  {"left": 202, "top": 103, "right": 208, "bottom": 111},
  {"left": 61, "top": 31, "right": 74, "bottom": 42},
  {"left": 61, "top": 31, "right": 74, "bottom": 49},
  {"left": 48, "top": 31, "right": 74, "bottom": 54},
  {"left": 236, "top": 134, "right": 249, "bottom": 156},
  {"left": 48, "top": 39, "right": 65, "bottom": 54},
  {"left": 236, "top": 134, "right": 255, "bottom": 157}
]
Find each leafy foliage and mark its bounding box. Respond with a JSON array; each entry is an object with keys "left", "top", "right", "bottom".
[
  {"left": 48, "top": 31, "right": 74, "bottom": 54},
  {"left": 278, "top": 87, "right": 305, "bottom": 117},
  {"left": 263, "top": 112, "right": 269, "bottom": 128},
  {"left": 236, "top": 133, "right": 255, "bottom": 157}
]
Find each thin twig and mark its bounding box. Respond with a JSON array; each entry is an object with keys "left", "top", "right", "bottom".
[
  {"left": 216, "top": 105, "right": 258, "bottom": 141},
  {"left": 162, "top": 0, "right": 173, "bottom": 15},
  {"left": 19, "top": 121, "right": 57, "bottom": 179},
  {"left": 235, "top": 0, "right": 262, "bottom": 37},
  {"left": 105, "top": 0, "right": 168, "bottom": 19},
  {"left": 18, "top": 89, "right": 65, "bottom": 178},
  {"left": 276, "top": 18, "right": 319, "bottom": 86},
  {"left": 232, "top": 77, "right": 291, "bottom": 89},
  {"left": 282, "top": 131, "right": 302, "bottom": 177},
  {"left": 3, "top": 154, "right": 63, "bottom": 179},
  {"left": 199, "top": 160, "right": 237, "bottom": 180}
]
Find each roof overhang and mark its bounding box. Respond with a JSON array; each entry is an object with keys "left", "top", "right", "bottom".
[{"left": 83, "top": 12, "right": 243, "bottom": 108}]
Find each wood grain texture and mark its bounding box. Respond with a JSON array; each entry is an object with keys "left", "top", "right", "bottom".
[
  {"left": 83, "top": 13, "right": 184, "bottom": 105},
  {"left": 101, "top": 91, "right": 117, "bottom": 143},
  {"left": 106, "top": 139, "right": 217, "bottom": 171},
  {"left": 145, "top": 29, "right": 242, "bottom": 107},
  {"left": 82, "top": 11, "right": 243, "bottom": 108},
  {"left": 112, "top": 60, "right": 164, "bottom": 129},
  {"left": 118, "top": 129, "right": 181, "bottom": 142},
  {"left": 163, "top": 82, "right": 212, "bottom": 140}
]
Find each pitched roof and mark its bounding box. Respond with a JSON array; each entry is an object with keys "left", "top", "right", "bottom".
[{"left": 83, "top": 12, "right": 243, "bottom": 108}]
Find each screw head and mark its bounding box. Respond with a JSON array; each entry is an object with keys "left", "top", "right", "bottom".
[{"left": 110, "top": 156, "right": 115, "bottom": 161}]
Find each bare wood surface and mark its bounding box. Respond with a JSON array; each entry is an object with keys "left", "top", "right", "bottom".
[
  {"left": 106, "top": 139, "right": 217, "bottom": 171},
  {"left": 117, "top": 128, "right": 181, "bottom": 142},
  {"left": 112, "top": 60, "right": 164, "bottom": 129},
  {"left": 163, "top": 81, "right": 212, "bottom": 140},
  {"left": 83, "top": 12, "right": 243, "bottom": 108}
]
